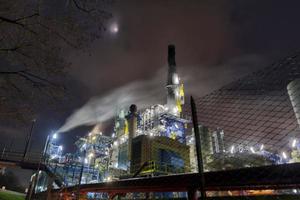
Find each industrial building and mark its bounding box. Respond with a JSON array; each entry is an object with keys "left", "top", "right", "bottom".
[
  {"left": 33, "top": 45, "right": 197, "bottom": 193},
  {"left": 110, "top": 45, "right": 191, "bottom": 177}
]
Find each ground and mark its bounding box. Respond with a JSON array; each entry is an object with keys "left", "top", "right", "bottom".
[{"left": 0, "top": 189, "right": 25, "bottom": 200}]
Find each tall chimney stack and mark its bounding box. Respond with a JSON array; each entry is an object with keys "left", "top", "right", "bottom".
[
  {"left": 166, "top": 44, "right": 180, "bottom": 115},
  {"left": 167, "top": 44, "right": 176, "bottom": 86}
]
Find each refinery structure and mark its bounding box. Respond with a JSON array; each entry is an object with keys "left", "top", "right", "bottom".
[
  {"left": 34, "top": 45, "right": 215, "bottom": 192},
  {"left": 33, "top": 45, "right": 300, "bottom": 195},
  {"left": 24, "top": 45, "right": 300, "bottom": 200}
]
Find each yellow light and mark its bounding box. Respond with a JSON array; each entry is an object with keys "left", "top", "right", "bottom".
[{"left": 124, "top": 120, "right": 129, "bottom": 135}]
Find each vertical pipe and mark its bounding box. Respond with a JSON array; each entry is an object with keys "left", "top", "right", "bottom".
[
  {"left": 76, "top": 150, "right": 85, "bottom": 200},
  {"left": 190, "top": 96, "right": 206, "bottom": 200},
  {"left": 76, "top": 164, "right": 84, "bottom": 200}
]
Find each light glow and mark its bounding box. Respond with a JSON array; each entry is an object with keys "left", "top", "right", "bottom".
[
  {"left": 52, "top": 133, "right": 57, "bottom": 139},
  {"left": 282, "top": 152, "right": 287, "bottom": 159},
  {"left": 260, "top": 144, "right": 264, "bottom": 151},
  {"left": 250, "top": 147, "right": 255, "bottom": 153},
  {"left": 88, "top": 153, "right": 94, "bottom": 158},
  {"left": 110, "top": 23, "right": 119, "bottom": 33},
  {"left": 113, "top": 141, "right": 118, "bottom": 146},
  {"left": 292, "top": 139, "right": 297, "bottom": 148},
  {"left": 230, "top": 146, "right": 235, "bottom": 154}
]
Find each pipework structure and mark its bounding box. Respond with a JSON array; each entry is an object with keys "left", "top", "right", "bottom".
[{"left": 109, "top": 45, "right": 191, "bottom": 177}]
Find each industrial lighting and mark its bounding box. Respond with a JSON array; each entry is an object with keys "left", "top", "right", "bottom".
[
  {"left": 174, "top": 123, "right": 179, "bottom": 129},
  {"left": 250, "top": 147, "right": 255, "bottom": 153},
  {"left": 260, "top": 144, "right": 264, "bottom": 151},
  {"left": 173, "top": 107, "right": 178, "bottom": 113},
  {"left": 230, "top": 146, "right": 235, "bottom": 154},
  {"left": 113, "top": 141, "right": 118, "bottom": 146},
  {"left": 88, "top": 153, "right": 94, "bottom": 158},
  {"left": 282, "top": 152, "right": 287, "bottom": 159},
  {"left": 292, "top": 139, "right": 297, "bottom": 148},
  {"left": 293, "top": 189, "right": 297, "bottom": 194},
  {"left": 173, "top": 74, "right": 179, "bottom": 84},
  {"left": 52, "top": 133, "right": 57, "bottom": 139},
  {"left": 59, "top": 145, "right": 63, "bottom": 151}
]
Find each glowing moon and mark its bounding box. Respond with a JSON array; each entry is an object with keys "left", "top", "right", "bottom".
[{"left": 110, "top": 23, "right": 119, "bottom": 34}]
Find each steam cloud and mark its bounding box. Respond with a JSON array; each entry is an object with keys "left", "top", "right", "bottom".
[
  {"left": 57, "top": 55, "right": 267, "bottom": 134},
  {"left": 56, "top": 68, "right": 167, "bottom": 133}
]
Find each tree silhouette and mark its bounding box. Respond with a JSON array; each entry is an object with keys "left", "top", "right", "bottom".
[{"left": 0, "top": 0, "right": 111, "bottom": 120}]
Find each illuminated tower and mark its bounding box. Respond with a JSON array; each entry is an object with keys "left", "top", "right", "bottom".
[
  {"left": 126, "top": 104, "right": 138, "bottom": 166},
  {"left": 166, "top": 45, "right": 184, "bottom": 116}
]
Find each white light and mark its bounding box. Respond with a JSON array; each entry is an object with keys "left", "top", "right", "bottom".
[
  {"left": 292, "top": 139, "right": 297, "bottom": 148},
  {"left": 110, "top": 23, "right": 118, "bottom": 33},
  {"left": 88, "top": 153, "right": 94, "bottom": 158},
  {"left": 173, "top": 74, "right": 179, "bottom": 85},
  {"left": 107, "top": 176, "right": 112, "bottom": 182},
  {"left": 230, "top": 146, "right": 235, "bottom": 154},
  {"left": 174, "top": 123, "right": 179, "bottom": 129},
  {"left": 59, "top": 145, "right": 63, "bottom": 151},
  {"left": 52, "top": 133, "right": 57, "bottom": 139},
  {"left": 149, "top": 132, "right": 154, "bottom": 137},
  {"left": 84, "top": 158, "right": 88, "bottom": 164},
  {"left": 260, "top": 144, "right": 264, "bottom": 151},
  {"left": 293, "top": 189, "right": 297, "bottom": 194},
  {"left": 113, "top": 141, "right": 118, "bottom": 146},
  {"left": 88, "top": 132, "right": 92, "bottom": 136},
  {"left": 282, "top": 152, "right": 287, "bottom": 159},
  {"left": 173, "top": 107, "right": 178, "bottom": 113},
  {"left": 112, "top": 133, "right": 115, "bottom": 138},
  {"left": 250, "top": 147, "right": 255, "bottom": 153}
]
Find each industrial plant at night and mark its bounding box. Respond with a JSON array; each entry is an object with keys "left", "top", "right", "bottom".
[{"left": 22, "top": 46, "right": 300, "bottom": 199}]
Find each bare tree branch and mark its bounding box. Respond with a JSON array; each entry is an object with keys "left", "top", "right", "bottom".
[{"left": 72, "top": 0, "right": 95, "bottom": 13}]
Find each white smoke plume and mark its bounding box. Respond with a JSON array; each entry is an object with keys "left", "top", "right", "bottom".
[
  {"left": 57, "top": 54, "right": 267, "bottom": 134},
  {"left": 56, "top": 68, "right": 167, "bottom": 133}
]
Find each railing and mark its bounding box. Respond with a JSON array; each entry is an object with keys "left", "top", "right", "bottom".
[{"left": 0, "top": 150, "right": 42, "bottom": 163}]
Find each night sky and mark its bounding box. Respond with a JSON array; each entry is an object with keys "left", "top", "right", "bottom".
[{"left": 2, "top": 0, "right": 300, "bottom": 187}]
